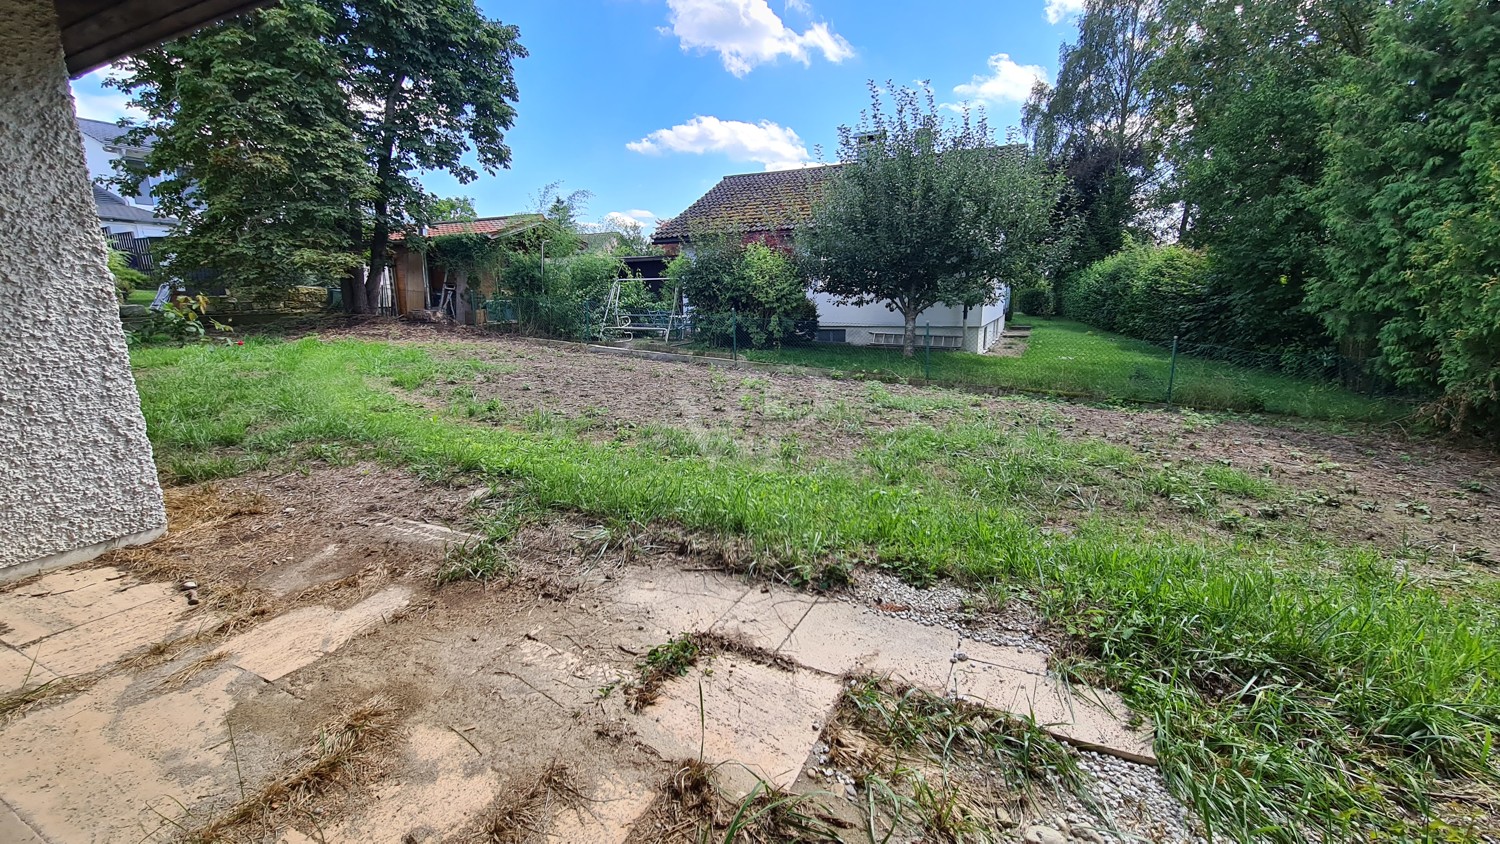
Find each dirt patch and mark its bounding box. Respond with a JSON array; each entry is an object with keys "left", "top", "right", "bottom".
[{"left": 364, "top": 330, "right": 1499, "bottom": 569}]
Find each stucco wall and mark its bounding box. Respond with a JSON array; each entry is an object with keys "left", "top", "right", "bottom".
[{"left": 0, "top": 0, "right": 167, "bottom": 580}]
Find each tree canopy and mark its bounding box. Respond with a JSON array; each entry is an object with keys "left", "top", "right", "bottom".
[
  {"left": 112, "top": 0, "right": 372, "bottom": 292},
  {"left": 804, "top": 84, "right": 1063, "bottom": 356},
  {"left": 111, "top": 0, "right": 524, "bottom": 312}
]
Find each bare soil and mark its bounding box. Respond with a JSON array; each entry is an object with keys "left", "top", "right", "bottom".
[{"left": 337, "top": 324, "right": 1499, "bottom": 570}]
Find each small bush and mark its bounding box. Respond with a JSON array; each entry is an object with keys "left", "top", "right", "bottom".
[{"left": 670, "top": 235, "right": 817, "bottom": 348}]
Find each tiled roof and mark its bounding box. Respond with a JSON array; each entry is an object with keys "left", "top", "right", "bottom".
[
  {"left": 653, "top": 166, "right": 840, "bottom": 241},
  {"left": 394, "top": 214, "right": 546, "bottom": 241},
  {"left": 77, "top": 116, "right": 153, "bottom": 148},
  {"left": 92, "top": 184, "right": 177, "bottom": 224}
]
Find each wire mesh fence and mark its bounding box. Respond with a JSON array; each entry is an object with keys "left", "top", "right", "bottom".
[{"left": 477, "top": 296, "right": 1409, "bottom": 422}]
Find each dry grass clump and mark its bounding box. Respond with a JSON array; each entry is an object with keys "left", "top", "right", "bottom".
[
  {"left": 161, "top": 651, "right": 230, "bottom": 691},
  {"left": 0, "top": 676, "right": 91, "bottom": 723},
  {"left": 627, "top": 760, "right": 846, "bottom": 844},
  {"left": 625, "top": 631, "right": 793, "bottom": 712},
  {"left": 467, "top": 761, "right": 583, "bottom": 843},
  {"left": 188, "top": 694, "right": 402, "bottom": 842},
  {"left": 108, "top": 485, "right": 269, "bottom": 582}
]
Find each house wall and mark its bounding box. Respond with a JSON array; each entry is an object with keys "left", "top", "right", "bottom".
[
  {"left": 102, "top": 218, "right": 174, "bottom": 239},
  {"left": 811, "top": 284, "right": 1009, "bottom": 354},
  {"left": 0, "top": 0, "right": 167, "bottom": 581},
  {"left": 79, "top": 132, "right": 116, "bottom": 186}
]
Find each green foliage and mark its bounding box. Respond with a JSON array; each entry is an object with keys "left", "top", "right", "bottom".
[
  {"left": 1062, "top": 241, "right": 1209, "bottom": 343},
  {"left": 1024, "top": 0, "right": 1163, "bottom": 278},
  {"left": 1014, "top": 286, "right": 1052, "bottom": 317},
  {"left": 107, "top": 248, "right": 149, "bottom": 299},
  {"left": 1146, "top": 0, "right": 1371, "bottom": 352},
  {"left": 111, "top": 0, "right": 372, "bottom": 292},
  {"left": 669, "top": 237, "right": 816, "bottom": 348},
  {"left": 338, "top": 0, "right": 527, "bottom": 313},
  {"left": 127, "top": 295, "right": 231, "bottom": 346},
  {"left": 423, "top": 195, "right": 477, "bottom": 223},
  {"left": 806, "top": 83, "right": 1063, "bottom": 357},
  {"left": 1311, "top": 0, "right": 1500, "bottom": 432}
]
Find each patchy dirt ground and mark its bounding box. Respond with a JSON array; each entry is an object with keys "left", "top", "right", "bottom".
[
  {"left": 336, "top": 324, "right": 1500, "bottom": 571},
  {"left": 0, "top": 466, "right": 1190, "bottom": 844}
]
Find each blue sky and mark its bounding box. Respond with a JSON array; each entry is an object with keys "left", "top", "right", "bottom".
[{"left": 70, "top": 0, "right": 1084, "bottom": 232}]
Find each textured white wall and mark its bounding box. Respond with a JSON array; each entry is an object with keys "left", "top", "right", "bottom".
[{"left": 0, "top": 0, "right": 167, "bottom": 579}]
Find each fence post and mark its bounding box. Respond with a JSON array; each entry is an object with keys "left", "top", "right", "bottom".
[
  {"left": 731, "top": 310, "right": 738, "bottom": 362},
  {"left": 1166, "top": 335, "right": 1179, "bottom": 406},
  {"left": 924, "top": 323, "right": 932, "bottom": 382}
]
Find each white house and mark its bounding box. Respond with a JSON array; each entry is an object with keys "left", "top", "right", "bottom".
[
  {"left": 652, "top": 166, "right": 1010, "bottom": 354},
  {"left": 76, "top": 115, "right": 177, "bottom": 240}
]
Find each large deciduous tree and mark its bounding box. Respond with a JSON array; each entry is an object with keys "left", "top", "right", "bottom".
[
  {"left": 112, "top": 0, "right": 524, "bottom": 312},
  {"left": 337, "top": 0, "right": 526, "bottom": 313},
  {"left": 1311, "top": 0, "right": 1500, "bottom": 430},
  {"left": 804, "top": 84, "right": 1062, "bottom": 357},
  {"left": 112, "top": 1, "right": 372, "bottom": 292},
  {"left": 1148, "top": 0, "right": 1372, "bottom": 351},
  {"left": 1023, "top": 0, "right": 1162, "bottom": 281}
]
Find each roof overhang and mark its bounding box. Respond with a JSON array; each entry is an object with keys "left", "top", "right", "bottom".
[{"left": 57, "top": 0, "right": 278, "bottom": 77}]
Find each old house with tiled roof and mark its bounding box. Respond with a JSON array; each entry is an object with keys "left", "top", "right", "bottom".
[{"left": 653, "top": 165, "right": 1011, "bottom": 354}]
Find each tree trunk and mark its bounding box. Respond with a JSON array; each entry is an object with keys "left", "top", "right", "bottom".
[
  {"left": 902, "top": 307, "right": 918, "bottom": 358},
  {"left": 364, "top": 74, "right": 405, "bottom": 316}
]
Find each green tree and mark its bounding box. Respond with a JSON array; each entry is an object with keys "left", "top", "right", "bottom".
[
  {"left": 111, "top": 0, "right": 372, "bottom": 293},
  {"left": 1149, "top": 0, "right": 1372, "bottom": 350},
  {"left": 1024, "top": 0, "right": 1162, "bottom": 280},
  {"left": 338, "top": 0, "right": 526, "bottom": 313},
  {"left": 424, "top": 195, "right": 478, "bottom": 223},
  {"left": 805, "top": 83, "right": 1063, "bottom": 357},
  {"left": 1312, "top": 0, "right": 1500, "bottom": 431}
]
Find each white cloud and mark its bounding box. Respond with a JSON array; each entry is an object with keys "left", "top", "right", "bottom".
[
  {"left": 665, "top": 0, "right": 854, "bottom": 77},
  {"left": 602, "top": 210, "right": 659, "bottom": 232},
  {"left": 70, "top": 65, "right": 143, "bottom": 122},
  {"left": 1044, "top": 0, "right": 1085, "bottom": 24},
  {"left": 627, "top": 116, "right": 813, "bottom": 171},
  {"left": 948, "top": 53, "right": 1048, "bottom": 111}
]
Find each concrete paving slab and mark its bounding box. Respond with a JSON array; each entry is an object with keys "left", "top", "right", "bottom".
[
  {"left": 510, "top": 636, "right": 629, "bottom": 709},
  {"left": 0, "top": 666, "right": 255, "bottom": 843},
  {"left": 254, "top": 542, "right": 358, "bottom": 597},
  {"left": 604, "top": 567, "right": 749, "bottom": 636},
  {"left": 544, "top": 770, "right": 657, "bottom": 844},
  {"left": 372, "top": 518, "right": 483, "bottom": 552},
  {"left": 0, "top": 800, "right": 46, "bottom": 844},
  {"left": 224, "top": 585, "right": 412, "bottom": 682},
  {"left": 711, "top": 586, "right": 818, "bottom": 651},
  {"left": 777, "top": 599, "right": 958, "bottom": 691},
  {"left": 629, "top": 655, "right": 842, "bottom": 793},
  {"left": 951, "top": 662, "right": 1154, "bottom": 764},
  {"left": 956, "top": 638, "right": 1050, "bottom": 677},
  {"left": 322, "top": 724, "right": 502, "bottom": 843},
  {"left": 0, "top": 566, "right": 173, "bottom": 647},
  {"left": 0, "top": 643, "right": 58, "bottom": 690},
  {"left": 18, "top": 596, "right": 216, "bottom": 677}
]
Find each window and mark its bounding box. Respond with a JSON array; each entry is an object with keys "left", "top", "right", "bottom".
[
  {"left": 815, "top": 328, "right": 847, "bottom": 344},
  {"left": 871, "top": 332, "right": 960, "bottom": 349}
]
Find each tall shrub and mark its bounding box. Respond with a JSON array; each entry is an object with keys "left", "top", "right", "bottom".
[
  {"left": 670, "top": 236, "right": 816, "bottom": 348},
  {"left": 1063, "top": 242, "right": 1209, "bottom": 342}
]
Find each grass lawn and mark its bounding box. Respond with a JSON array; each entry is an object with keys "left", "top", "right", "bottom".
[
  {"left": 126, "top": 288, "right": 156, "bottom": 306},
  {"left": 132, "top": 336, "right": 1499, "bottom": 842},
  {"left": 731, "top": 316, "right": 1403, "bottom": 424}
]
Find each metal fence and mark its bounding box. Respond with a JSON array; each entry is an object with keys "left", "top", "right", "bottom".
[{"left": 477, "top": 297, "right": 1407, "bottom": 420}]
